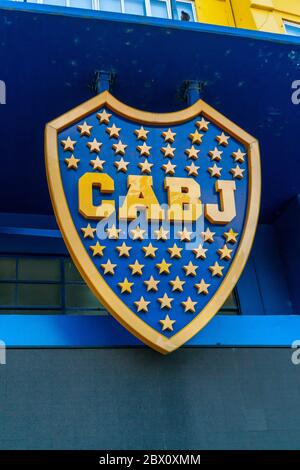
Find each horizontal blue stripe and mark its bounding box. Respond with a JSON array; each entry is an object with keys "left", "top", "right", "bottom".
[{"left": 0, "top": 315, "right": 298, "bottom": 347}]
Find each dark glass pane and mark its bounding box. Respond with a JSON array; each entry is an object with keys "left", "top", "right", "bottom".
[
  {"left": 0, "top": 258, "right": 16, "bottom": 281},
  {"left": 18, "top": 258, "right": 61, "bottom": 282},
  {"left": 219, "top": 309, "right": 238, "bottom": 316},
  {"left": 0, "top": 283, "right": 16, "bottom": 306},
  {"left": 64, "top": 259, "right": 84, "bottom": 283},
  {"left": 65, "top": 284, "right": 101, "bottom": 308},
  {"left": 223, "top": 292, "right": 237, "bottom": 308},
  {"left": 18, "top": 284, "right": 61, "bottom": 307},
  {"left": 218, "top": 291, "right": 239, "bottom": 315}
]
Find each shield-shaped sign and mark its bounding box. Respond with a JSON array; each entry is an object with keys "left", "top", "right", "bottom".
[{"left": 45, "top": 91, "right": 261, "bottom": 354}]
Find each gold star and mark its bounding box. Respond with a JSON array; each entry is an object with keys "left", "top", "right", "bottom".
[
  {"left": 87, "top": 138, "right": 102, "bottom": 153},
  {"left": 114, "top": 157, "right": 129, "bottom": 173},
  {"left": 142, "top": 243, "right": 158, "bottom": 258},
  {"left": 96, "top": 109, "right": 112, "bottom": 124},
  {"left": 81, "top": 224, "right": 96, "bottom": 239},
  {"left": 89, "top": 241, "right": 105, "bottom": 257},
  {"left": 158, "top": 295, "right": 174, "bottom": 310},
  {"left": 162, "top": 128, "right": 176, "bottom": 143},
  {"left": 90, "top": 157, "right": 105, "bottom": 171},
  {"left": 169, "top": 276, "right": 185, "bottom": 292},
  {"left": 156, "top": 259, "right": 171, "bottom": 275},
  {"left": 161, "top": 160, "right": 176, "bottom": 175},
  {"left": 116, "top": 242, "right": 132, "bottom": 258},
  {"left": 130, "top": 226, "right": 145, "bottom": 241},
  {"left": 137, "top": 142, "right": 152, "bottom": 157},
  {"left": 232, "top": 148, "right": 246, "bottom": 163},
  {"left": 129, "top": 260, "right": 144, "bottom": 275},
  {"left": 77, "top": 121, "right": 93, "bottom": 137},
  {"left": 223, "top": 228, "right": 238, "bottom": 244},
  {"left": 106, "top": 224, "right": 121, "bottom": 240},
  {"left": 209, "top": 147, "right": 223, "bottom": 161},
  {"left": 134, "top": 126, "right": 149, "bottom": 141},
  {"left": 208, "top": 164, "right": 222, "bottom": 178},
  {"left": 183, "top": 261, "right": 198, "bottom": 277},
  {"left": 201, "top": 228, "right": 215, "bottom": 243},
  {"left": 64, "top": 155, "right": 80, "bottom": 169},
  {"left": 189, "top": 130, "right": 203, "bottom": 145},
  {"left": 182, "top": 297, "right": 197, "bottom": 313},
  {"left": 159, "top": 314, "right": 175, "bottom": 331},
  {"left": 230, "top": 165, "right": 245, "bottom": 179},
  {"left": 216, "top": 132, "right": 230, "bottom": 146},
  {"left": 185, "top": 146, "right": 200, "bottom": 160},
  {"left": 161, "top": 144, "right": 176, "bottom": 158},
  {"left": 196, "top": 117, "right": 209, "bottom": 131},
  {"left": 195, "top": 279, "right": 210, "bottom": 295},
  {"left": 209, "top": 262, "right": 224, "bottom": 277},
  {"left": 134, "top": 296, "right": 150, "bottom": 313},
  {"left": 218, "top": 244, "right": 233, "bottom": 260},
  {"left": 168, "top": 243, "right": 182, "bottom": 259},
  {"left": 61, "top": 136, "right": 76, "bottom": 151},
  {"left": 185, "top": 162, "right": 200, "bottom": 176},
  {"left": 118, "top": 277, "right": 134, "bottom": 294},
  {"left": 192, "top": 243, "right": 207, "bottom": 259},
  {"left": 101, "top": 259, "right": 117, "bottom": 275},
  {"left": 144, "top": 276, "right": 160, "bottom": 292},
  {"left": 106, "top": 123, "right": 121, "bottom": 139},
  {"left": 177, "top": 228, "right": 192, "bottom": 242},
  {"left": 154, "top": 226, "right": 169, "bottom": 241},
  {"left": 138, "top": 159, "right": 153, "bottom": 174},
  {"left": 112, "top": 140, "right": 127, "bottom": 155}
]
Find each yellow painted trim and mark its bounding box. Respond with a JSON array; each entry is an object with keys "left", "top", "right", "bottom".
[
  {"left": 45, "top": 91, "right": 261, "bottom": 354},
  {"left": 230, "top": 0, "right": 300, "bottom": 33},
  {"left": 195, "top": 0, "right": 235, "bottom": 27}
]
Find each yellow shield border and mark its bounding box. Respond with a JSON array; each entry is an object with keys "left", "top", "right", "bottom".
[{"left": 45, "top": 91, "right": 261, "bottom": 354}]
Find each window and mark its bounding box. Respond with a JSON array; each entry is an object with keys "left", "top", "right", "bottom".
[
  {"left": 150, "top": 0, "right": 170, "bottom": 19},
  {"left": 220, "top": 291, "right": 239, "bottom": 316},
  {"left": 284, "top": 21, "right": 300, "bottom": 36},
  {"left": 11, "top": 0, "right": 196, "bottom": 21},
  {"left": 100, "top": 0, "right": 122, "bottom": 13},
  {"left": 124, "top": 0, "right": 146, "bottom": 16},
  {"left": 0, "top": 256, "right": 239, "bottom": 315},
  {"left": 0, "top": 256, "right": 108, "bottom": 315},
  {"left": 175, "top": 0, "right": 195, "bottom": 22}
]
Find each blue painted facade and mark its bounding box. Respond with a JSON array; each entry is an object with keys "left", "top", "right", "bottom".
[
  {"left": 0, "top": 0, "right": 300, "bottom": 452},
  {"left": 0, "top": 2, "right": 299, "bottom": 347}
]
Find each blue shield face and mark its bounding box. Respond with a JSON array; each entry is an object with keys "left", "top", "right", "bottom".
[{"left": 45, "top": 92, "right": 260, "bottom": 353}]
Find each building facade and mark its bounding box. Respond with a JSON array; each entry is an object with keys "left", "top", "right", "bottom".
[{"left": 0, "top": 0, "right": 300, "bottom": 449}]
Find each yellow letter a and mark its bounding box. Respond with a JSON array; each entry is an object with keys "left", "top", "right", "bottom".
[{"left": 119, "top": 175, "right": 164, "bottom": 221}]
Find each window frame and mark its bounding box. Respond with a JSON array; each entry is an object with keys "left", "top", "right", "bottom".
[
  {"left": 0, "top": 255, "right": 108, "bottom": 315},
  {"left": 12, "top": 0, "right": 196, "bottom": 21},
  {"left": 284, "top": 20, "right": 300, "bottom": 36},
  {"left": 175, "top": 0, "right": 196, "bottom": 22}
]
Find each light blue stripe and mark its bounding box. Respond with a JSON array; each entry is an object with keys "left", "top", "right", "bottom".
[{"left": 0, "top": 315, "right": 298, "bottom": 347}]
